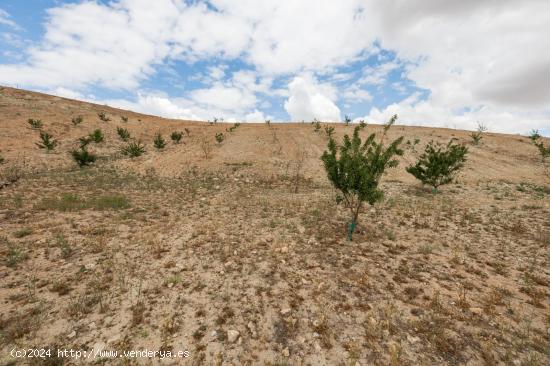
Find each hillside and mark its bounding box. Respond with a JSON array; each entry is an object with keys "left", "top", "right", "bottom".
[{"left": 0, "top": 86, "right": 549, "bottom": 365}]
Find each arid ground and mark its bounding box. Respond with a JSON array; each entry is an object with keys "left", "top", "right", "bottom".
[{"left": 0, "top": 86, "right": 549, "bottom": 365}]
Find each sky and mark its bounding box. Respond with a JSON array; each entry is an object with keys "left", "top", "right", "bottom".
[{"left": 0, "top": 0, "right": 549, "bottom": 135}]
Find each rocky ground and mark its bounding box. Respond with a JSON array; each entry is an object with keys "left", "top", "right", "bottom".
[{"left": 0, "top": 87, "right": 549, "bottom": 365}]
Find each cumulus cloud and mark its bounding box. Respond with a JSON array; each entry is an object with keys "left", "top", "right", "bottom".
[
  {"left": 284, "top": 76, "right": 341, "bottom": 121},
  {"left": 0, "top": 9, "right": 18, "bottom": 28}
]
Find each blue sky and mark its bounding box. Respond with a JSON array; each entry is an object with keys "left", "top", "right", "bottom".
[{"left": 0, "top": 0, "right": 549, "bottom": 135}]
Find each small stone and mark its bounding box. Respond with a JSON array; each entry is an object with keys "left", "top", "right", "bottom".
[
  {"left": 281, "top": 246, "right": 288, "bottom": 253},
  {"left": 470, "top": 307, "right": 483, "bottom": 315},
  {"left": 167, "top": 282, "right": 174, "bottom": 288},
  {"left": 89, "top": 322, "right": 96, "bottom": 330},
  {"left": 407, "top": 335, "right": 420, "bottom": 343},
  {"left": 282, "top": 347, "right": 290, "bottom": 357},
  {"left": 67, "top": 330, "right": 76, "bottom": 339},
  {"left": 280, "top": 308, "right": 292, "bottom": 316},
  {"left": 227, "top": 330, "right": 240, "bottom": 343}
]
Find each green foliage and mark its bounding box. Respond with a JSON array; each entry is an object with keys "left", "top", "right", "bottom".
[
  {"left": 226, "top": 122, "right": 241, "bottom": 133},
  {"left": 121, "top": 140, "right": 145, "bottom": 157},
  {"left": 344, "top": 115, "right": 351, "bottom": 126},
  {"left": 121, "top": 116, "right": 129, "bottom": 123},
  {"left": 36, "top": 131, "right": 58, "bottom": 151},
  {"left": 153, "top": 133, "right": 167, "bottom": 149},
  {"left": 470, "top": 122, "right": 487, "bottom": 145},
  {"left": 321, "top": 114, "right": 404, "bottom": 240},
  {"left": 70, "top": 148, "right": 96, "bottom": 167},
  {"left": 358, "top": 120, "right": 367, "bottom": 129},
  {"left": 215, "top": 132, "right": 225, "bottom": 144},
  {"left": 324, "top": 126, "right": 335, "bottom": 138},
  {"left": 406, "top": 140, "right": 468, "bottom": 191},
  {"left": 529, "top": 130, "right": 550, "bottom": 162},
  {"left": 27, "top": 118, "right": 43, "bottom": 129},
  {"left": 312, "top": 119, "right": 321, "bottom": 132},
  {"left": 170, "top": 131, "right": 184, "bottom": 144},
  {"left": 98, "top": 112, "right": 110, "bottom": 122},
  {"left": 71, "top": 115, "right": 83, "bottom": 125},
  {"left": 89, "top": 129, "right": 104, "bottom": 143},
  {"left": 116, "top": 126, "right": 130, "bottom": 141}
]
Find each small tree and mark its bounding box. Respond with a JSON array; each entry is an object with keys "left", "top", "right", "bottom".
[
  {"left": 215, "top": 132, "right": 225, "bottom": 145},
  {"left": 406, "top": 140, "right": 468, "bottom": 192},
  {"left": 121, "top": 116, "right": 128, "bottom": 123},
  {"left": 321, "top": 115, "right": 404, "bottom": 240},
  {"left": 344, "top": 115, "right": 351, "bottom": 126},
  {"left": 470, "top": 122, "right": 487, "bottom": 145},
  {"left": 325, "top": 126, "right": 335, "bottom": 138},
  {"left": 89, "top": 129, "right": 104, "bottom": 143},
  {"left": 265, "top": 119, "right": 271, "bottom": 126},
  {"left": 121, "top": 141, "right": 145, "bottom": 157},
  {"left": 312, "top": 119, "right": 321, "bottom": 132},
  {"left": 71, "top": 148, "right": 96, "bottom": 167},
  {"left": 71, "top": 115, "right": 83, "bottom": 126},
  {"left": 36, "top": 131, "right": 58, "bottom": 151},
  {"left": 27, "top": 118, "right": 43, "bottom": 129},
  {"left": 170, "top": 131, "right": 184, "bottom": 144},
  {"left": 153, "top": 133, "right": 167, "bottom": 149},
  {"left": 529, "top": 130, "right": 550, "bottom": 162},
  {"left": 117, "top": 127, "right": 130, "bottom": 141},
  {"left": 98, "top": 112, "right": 110, "bottom": 122}
]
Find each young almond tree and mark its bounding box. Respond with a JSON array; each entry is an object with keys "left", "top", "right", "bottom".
[{"left": 321, "top": 115, "right": 404, "bottom": 240}]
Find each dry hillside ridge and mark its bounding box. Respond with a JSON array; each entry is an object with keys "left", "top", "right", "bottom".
[{"left": 0, "top": 86, "right": 549, "bottom": 365}]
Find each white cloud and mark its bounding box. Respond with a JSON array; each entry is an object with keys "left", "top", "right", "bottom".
[
  {"left": 342, "top": 85, "right": 373, "bottom": 103},
  {"left": 284, "top": 75, "right": 341, "bottom": 121},
  {"left": 0, "top": 9, "right": 18, "bottom": 28},
  {"left": 191, "top": 83, "right": 256, "bottom": 111}
]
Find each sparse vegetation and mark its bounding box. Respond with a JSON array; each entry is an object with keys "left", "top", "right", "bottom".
[
  {"left": 529, "top": 130, "right": 550, "bottom": 162},
  {"left": 226, "top": 122, "right": 241, "bottom": 133},
  {"left": 27, "top": 118, "right": 43, "bottom": 129},
  {"left": 116, "top": 126, "right": 130, "bottom": 141},
  {"left": 184, "top": 128, "right": 190, "bottom": 136},
  {"left": 170, "top": 131, "right": 184, "bottom": 144},
  {"left": 36, "top": 131, "right": 58, "bottom": 151},
  {"left": 36, "top": 193, "right": 130, "bottom": 211},
  {"left": 313, "top": 119, "right": 321, "bottom": 132},
  {"left": 71, "top": 115, "right": 83, "bottom": 125},
  {"left": 321, "top": 115, "right": 404, "bottom": 240},
  {"left": 98, "top": 112, "right": 110, "bottom": 122},
  {"left": 215, "top": 132, "right": 225, "bottom": 145},
  {"left": 470, "top": 122, "right": 487, "bottom": 145},
  {"left": 344, "top": 115, "right": 351, "bottom": 125},
  {"left": 324, "top": 126, "right": 335, "bottom": 138},
  {"left": 153, "top": 133, "right": 167, "bottom": 149},
  {"left": 406, "top": 140, "right": 468, "bottom": 192},
  {"left": 70, "top": 147, "right": 97, "bottom": 167},
  {"left": 121, "top": 140, "right": 146, "bottom": 157},
  {"left": 121, "top": 116, "right": 129, "bottom": 123},
  {"left": 88, "top": 129, "right": 104, "bottom": 143}
]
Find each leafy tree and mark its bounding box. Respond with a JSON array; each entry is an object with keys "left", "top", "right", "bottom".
[
  {"left": 406, "top": 140, "right": 468, "bottom": 192},
  {"left": 321, "top": 115, "right": 404, "bottom": 240},
  {"left": 71, "top": 115, "right": 83, "bottom": 125},
  {"left": 27, "top": 118, "right": 43, "bottom": 129},
  {"left": 470, "top": 122, "right": 487, "bottom": 145},
  {"left": 153, "top": 133, "right": 167, "bottom": 149},
  {"left": 215, "top": 132, "right": 225, "bottom": 144},
  {"left": 121, "top": 141, "right": 145, "bottom": 157},
  {"left": 98, "top": 112, "right": 110, "bottom": 122},
  {"left": 170, "top": 131, "right": 184, "bottom": 144},
  {"left": 36, "top": 131, "right": 58, "bottom": 151},
  {"left": 117, "top": 127, "right": 130, "bottom": 141},
  {"left": 89, "top": 129, "right": 104, "bottom": 143},
  {"left": 71, "top": 148, "right": 96, "bottom": 167}
]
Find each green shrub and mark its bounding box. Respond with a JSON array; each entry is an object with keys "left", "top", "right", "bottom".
[
  {"left": 312, "top": 119, "right": 321, "bottom": 132},
  {"left": 70, "top": 148, "right": 96, "bottom": 167},
  {"left": 121, "top": 141, "right": 145, "bottom": 157},
  {"left": 170, "top": 131, "right": 184, "bottom": 144},
  {"left": 325, "top": 126, "right": 335, "bottom": 138},
  {"left": 153, "top": 133, "right": 167, "bottom": 149},
  {"left": 71, "top": 115, "right": 83, "bottom": 125},
  {"left": 89, "top": 129, "right": 104, "bottom": 143},
  {"left": 226, "top": 122, "right": 241, "bottom": 133},
  {"left": 215, "top": 132, "right": 225, "bottom": 144},
  {"left": 98, "top": 112, "right": 110, "bottom": 122},
  {"left": 470, "top": 122, "right": 487, "bottom": 145},
  {"left": 406, "top": 140, "right": 468, "bottom": 192},
  {"left": 529, "top": 130, "right": 550, "bottom": 162},
  {"left": 27, "top": 118, "right": 43, "bottom": 129},
  {"left": 321, "top": 115, "right": 404, "bottom": 240},
  {"left": 117, "top": 127, "right": 130, "bottom": 141},
  {"left": 36, "top": 131, "right": 58, "bottom": 151},
  {"left": 121, "top": 116, "right": 128, "bottom": 123}
]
